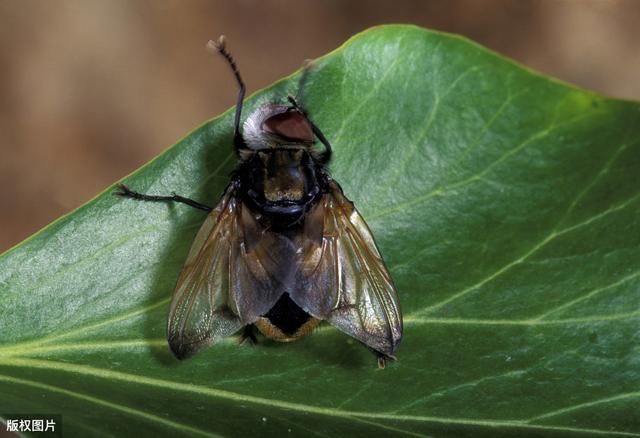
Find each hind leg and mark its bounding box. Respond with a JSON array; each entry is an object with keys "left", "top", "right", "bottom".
[
  {"left": 375, "top": 351, "right": 397, "bottom": 369},
  {"left": 239, "top": 325, "right": 257, "bottom": 346}
]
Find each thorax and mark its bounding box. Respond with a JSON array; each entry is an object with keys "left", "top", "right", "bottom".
[{"left": 237, "top": 148, "right": 322, "bottom": 218}]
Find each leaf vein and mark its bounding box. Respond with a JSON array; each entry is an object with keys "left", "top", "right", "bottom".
[
  {"left": 1, "top": 357, "right": 637, "bottom": 437},
  {"left": 0, "top": 372, "right": 223, "bottom": 438},
  {"left": 533, "top": 269, "right": 640, "bottom": 320},
  {"left": 369, "top": 110, "right": 603, "bottom": 221},
  {"left": 526, "top": 392, "right": 640, "bottom": 423},
  {"left": 331, "top": 44, "right": 406, "bottom": 147},
  {"left": 411, "top": 136, "right": 636, "bottom": 315}
]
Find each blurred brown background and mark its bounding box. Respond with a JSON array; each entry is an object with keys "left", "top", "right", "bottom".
[{"left": 1, "top": 0, "right": 639, "bottom": 252}]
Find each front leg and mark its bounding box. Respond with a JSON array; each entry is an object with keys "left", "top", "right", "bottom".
[
  {"left": 287, "top": 95, "right": 332, "bottom": 164},
  {"left": 114, "top": 184, "right": 213, "bottom": 212}
]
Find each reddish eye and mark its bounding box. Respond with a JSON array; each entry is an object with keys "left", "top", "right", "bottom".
[{"left": 262, "top": 111, "right": 314, "bottom": 143}]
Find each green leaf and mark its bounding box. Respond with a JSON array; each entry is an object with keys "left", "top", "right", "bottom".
[{"left": 1, "top": 24, "right": 639, "bottom": 437}]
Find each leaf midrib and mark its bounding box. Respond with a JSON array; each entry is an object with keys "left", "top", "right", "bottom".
[{"left": 0, "top": 357, "right": 638, "bottom": 437}]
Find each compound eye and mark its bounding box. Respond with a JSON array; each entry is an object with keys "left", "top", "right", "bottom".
[{"left": 262, "top": 111, "right": 314, "bottom": 143}]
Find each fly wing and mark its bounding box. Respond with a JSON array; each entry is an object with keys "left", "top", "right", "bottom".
[
  {"left": 291, "top": 181, "right": 403, "bottom": 356},
  {"left": 167, "top": 184, "right": 285, "bottom": 359}
]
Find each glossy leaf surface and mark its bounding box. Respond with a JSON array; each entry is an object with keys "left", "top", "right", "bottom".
[{"left": 1, "top": 25, "right": 639, "bottom": 437}]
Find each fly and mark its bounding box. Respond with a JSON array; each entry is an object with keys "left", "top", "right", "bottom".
[{"left": 115, "top": 36, "right": 402, "bottom": 368}]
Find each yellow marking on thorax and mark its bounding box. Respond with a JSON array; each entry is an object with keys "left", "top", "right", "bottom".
[{"left": 262, "top": 150, "right": 306, "bottom": 202}]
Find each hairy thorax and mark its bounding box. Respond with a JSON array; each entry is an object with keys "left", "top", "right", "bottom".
[
  {"left": 261, "top": 149, "right": 306, "bottom": 202},
  {"left": 239, "top": 148, "right": 321, "bottom": 218}
]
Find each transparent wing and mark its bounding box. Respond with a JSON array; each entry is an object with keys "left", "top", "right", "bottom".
[
  {"left": 291, "top": 181, "right": 403, "bottom": 356},
  {"left": 167, "top": 185, "right": 284, "bottom": 359}
]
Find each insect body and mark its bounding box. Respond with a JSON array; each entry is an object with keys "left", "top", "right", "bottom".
[{"left": 116, "top": 37, "right": 402, "bottom": 367}]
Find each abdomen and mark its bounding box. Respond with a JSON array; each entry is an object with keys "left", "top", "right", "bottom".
[{"left": 255, "top": 293, "right": 321, "bottom": 342}]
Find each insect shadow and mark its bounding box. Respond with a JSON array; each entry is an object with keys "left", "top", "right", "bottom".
[{"left": 140, "top": 128, "right": 237, "bottom": 367}]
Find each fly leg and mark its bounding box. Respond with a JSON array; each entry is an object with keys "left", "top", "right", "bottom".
[
  {"left": 374, "top": 350, "right": 397, "bottom": 369},
  {"left": 287, "top": 95, "right": 332, "bottom": 164},
  {"left": 114, "top": 184, "right": 213, "bottom": 212},
  {"left": 239, "top": 325, "right": 258, "bottom": 346}
]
